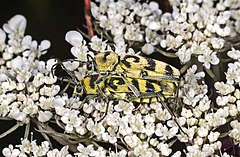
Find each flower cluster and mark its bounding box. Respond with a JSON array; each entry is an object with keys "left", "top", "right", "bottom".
[
  {"left": 91, "top": 0, "right": 162, "bottom": 55},
  {"left": 2, "top": 0, "right": 240, "bottom": 156},
  {"left": 2, "top": 139, "right": 72, "bottom": 157},
  {"left": 92, "top": 0, "right": 240, "bottom": 70},
  {"left": 0, "top": 15, "right": 59, "bottom": 124}
]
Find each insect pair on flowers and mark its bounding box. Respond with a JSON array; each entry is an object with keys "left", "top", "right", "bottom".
[{"left": 52, "top": 48, "right": 183, "bottom": 132}]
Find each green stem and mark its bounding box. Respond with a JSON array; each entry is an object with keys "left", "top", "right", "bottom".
[
  {"left": 180, "top": 58, "right": 195, "bottom": 74},
  {"left": 205, "top": 67, "right": 217, "bottom": 81},
  {"left": 24, "top": 122, "right": 30, "bottom": 139},
  {"left": 155, "top": 47, "right": 177, "bottom": 58},
  {"left": 32, "top": 119, "right": 78, "bottom": 152},
  {"left": 0, "top": 122, "right": 20, "bottom": 138}
]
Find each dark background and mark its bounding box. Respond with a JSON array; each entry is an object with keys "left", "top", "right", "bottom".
[
  {"left": 0, "top": 0, "right": 85, "bottom": 151},
  {"left": 0, "top": 0, "right": 85, "bottom": 60}
]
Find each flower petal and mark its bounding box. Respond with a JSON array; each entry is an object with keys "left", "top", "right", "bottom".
[{"left": 65, "top": 31, "right": 83, "bottom": 46}]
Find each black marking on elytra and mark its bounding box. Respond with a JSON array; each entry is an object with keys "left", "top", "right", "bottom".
[
  {"left": 131, "top": 79, "right": 140, "bottom": 91},
  {"left": 102, "top": 51, "right": 111, "bottom": 62},
  {"left": 149, "top": 97, "right": 153, "bottom": 104},
  {"left": 144, "top": 58, "right": 156, "bottom": 71},
  {"left": 112, "top": 55, "right": 121, "bottom": 71},
  {"left": 117, "top": 78, "right": 125, "bottom": 85},
  {"left": 89, "top": 74, "right": 99, "bottom": 88},
  {"left": 165, "top": 65, "right": 173, "bottom": 75},
  {"left": 146, "top": 81, "right": 155, "bottom": 92},
  {"left": 122, "top": 55, "right": 140, "bottom": 68},
  {"left": 140, "top": 70, "right": 148, "bottom": 77},
  {"left": 108, "top": 77, "right": 125, "bottom": 90}
]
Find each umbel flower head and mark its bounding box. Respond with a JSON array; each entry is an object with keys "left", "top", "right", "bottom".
[
  {"left": 0, "top": 15, "right": 59, "bottom": 123},
  {"left": 2, "top": 0, "right": 240, "bottom": 156}
]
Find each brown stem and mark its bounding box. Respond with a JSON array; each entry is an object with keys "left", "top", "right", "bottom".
[{"left": 85, "top": 0, "right": 94, "bottom": 38}]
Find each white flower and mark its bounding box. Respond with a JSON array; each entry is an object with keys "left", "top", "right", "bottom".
[
  {"left": 39, "top": 85, "right": 60, "bottom": 97},
  {"left": 114, "top": 100, "right": 134, "bottom": 114},
  {"left": 61, "top": 110, "right": 82, "bottom": 133},
  {"left": 129, "top": 114, "right": 144, "bottom": 133},
  {"left": 208, "top": 132, "right": 220, "bottom": 143},
  {"left": 47, "top": 146, "right": 72, "bottom": 157},
  {"left": 38, "top": 110, "right": 53, "bottom": 122},
  {"left": 186, "top": 145, "right": 202, "bottom": 157},
  {"left": 16, "top": 69, "right": 32, "bottom": 83},
  {"left": 65, "top": 30, "right": 89, "bottom": 61},
  {"left": 65, "top": 30, "right": 83, "bottom": 47},
  {"left": 2, "top": 145, "right": 20, "bottom": 157},
  {"left": 22, "top": 99, "right": 38, "bottom": 116},
  {"left": 124, "top": 23, "right": 143, "bottom": 41},
  {"left": 197, "top": 127, "right": 208, "bottom": 137},
  {"left": 89, "top": 36, "right": 107, "bottom": 52},
  {"left": 155, "top": 105, "right": 171, "bottom": 121},
  {"left": 91, "top": 123, "right": 105, "bottom": 136},
  {"left": 171, "top": 151, "right": 182, "bottom": 157},
  {"left": 214, "top": 82, "right": 235, "bottom": 95},
  {"left": 8, "top": 104, "right": 28, "bottom": 122},
  {"left": 148, "top": 21, "right": 161, "bottom": 30},
  {"left": 141, "top": 43, "right": 154, "bottom": 55},
  {"left": 46, "top": 59, "right": 57, "bottom": 73},
  {"left": 229, "top": 105, "right": 238, "bottom": 117},
  {"left": 225, "top": 62, "right": 240, "bottom": 84},
  {"left": 82, "top": 102, "right": 94, "bottom": 114},
  {"left": 145, "top": 28, "right": 160, "bottom": 45},
  {"left": 182, "top": 88, "right": 201, "bottom": 107},
  {"left": 134, "top": 143, "right": 153, "bottom": 157},
  {"left": 124, "top": 134, "right": 141, "bottom": 148},
  {"left": 158, "top": 143, "right": 172, "bottom": 156},
  {"left": 192, "top": 30, "right": 206, "bottom": 42},
  {"left": 205, "top": 112, "right": 227, "bottom": 127},
  {"left": 227, "top": 47, "right": 240, "bottom": 60},
  {"left": 214, "top": 23, "right": 231, "bottom": 37},
  {"left": 102, "top": 132, "right": 117, "bottom": 144},
  {"left": 23, "top": 39, "right": 51, "bottom": 59},
  {"left": 210, "top": 37, "right": 225, "bottom": 49},
  {"left": 175, "top": 45, "right": 192, "bottom": 64},
  {"left": 193, "top": 136, "right": 203, "bottom": 146},
  {"left": 198, "top": 51, "right": 220, "bottom": 69},
  {"left": 75, "top": 144, "right": 95, "bottom": 157},
  {"left": 109, "top": 150, "right": 127, "bottom": 157},
  {"left": 216, "top": 95, "right": 230, "bottom": 106},
  {"left": 155, "top": 123, "right": 177, "bottom": 140},
  {"left": 149, "top": 1, "right": 159, "bottom": 12},
  {"left": 198, "top": 95, "right": 210, "bottom": 112},
  {"left": 181, "top": 108, "right": 193, "bottom": 118},
  {"left": 3, "top": 15, "right": 26, "bottom": 41},
  {"left": 216, "top": 11, "right": 231, "bottom": 25},
  {"left": 144, "top": 114, "right": 155, "bottom": 123},
  {"left": 11, "top": 56, "right": 24, "bottom": 71},
  {"left": 62, "top": 60, "right": 80, "bottom": 71},
  {"left": 160, "top": 35, "right": 183, "bottom": 50},
  {"left": 174, "top": 12, "right": 187, "bottom": 23}
]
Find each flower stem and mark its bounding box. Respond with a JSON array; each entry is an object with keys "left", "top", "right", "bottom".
[
  {"left": 155, "top": 47, "right": 177, "bottom": 58},
  {"left": 24, "top": 122, "right": 30, "bottom": 139},
  {"left": 0, "top": 122, "right": 20, "bottom": 138},
  {"left": 85, "top": 0, "right": 94, "bottom": 38}
]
